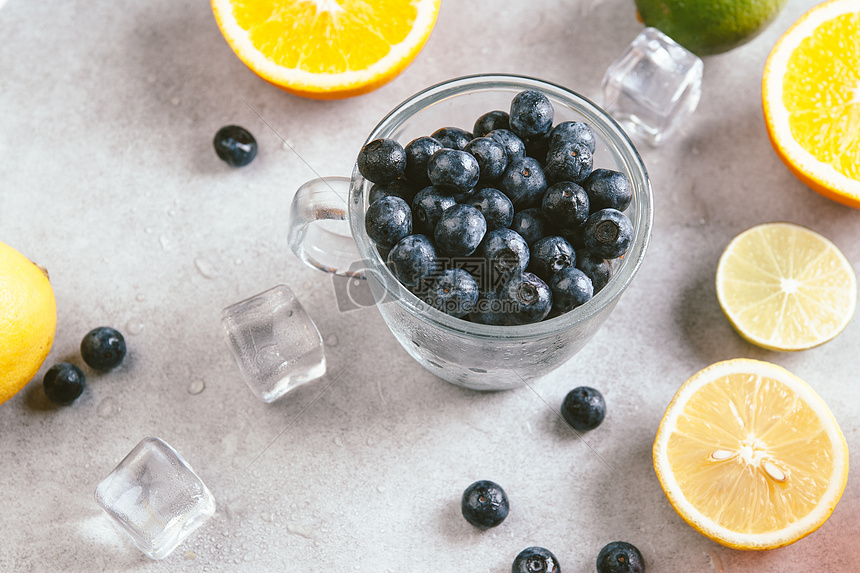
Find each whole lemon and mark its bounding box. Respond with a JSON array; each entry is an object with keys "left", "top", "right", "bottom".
[
  {"left": 0, "top": 242, "right": 57, "bottom": 405},
  {"left": 634, "top": 0, "right": 789, "bottom": 55}
]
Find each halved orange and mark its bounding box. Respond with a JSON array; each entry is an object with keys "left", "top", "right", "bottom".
[
  {"left": 212, "top": 0, "right": 441, "bottom": 99},
  {"left": 654, "top": 359, "right": 849, "bottom": 550},
  {"left": 762, "top": 0, "right": 860, "bottom": 208}
]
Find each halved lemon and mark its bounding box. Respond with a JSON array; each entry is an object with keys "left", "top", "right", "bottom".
[
  {"left": 653, "top": 359, "right": 849, "bottom": 550},
  {"left": 762, "top": 0, "right": 860, "bottom": 208},
  {"left": 716, "top": 222, "right": 856, "bottom": 351},
  {"left": 212, "top": 0, "right": 441, "bottom": 99}
]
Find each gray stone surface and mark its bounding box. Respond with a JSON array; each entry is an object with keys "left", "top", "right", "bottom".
[{"left": 1, "top": 0, "right": 858, "bottom": 571}]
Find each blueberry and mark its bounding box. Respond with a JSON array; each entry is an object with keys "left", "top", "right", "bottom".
[
  {"left": 509, "top": 90, "right": 554, "bottom": 139},
  {"left": 583, "top": 168, "right": 632, "bottom": 212},
  {"left": 43, "top": 363, "right": 86, "bottom": 405},
  {"left": 404, "top": 136, "right": 443, "bottom": 187},
  {"left": 465, "top": 187, "right": 514, "bottom": 231},
  {"left": 561, "top": 386, "right": 606, "bottom": 431},
  {"left": 501, "top": 272, "right": 552, "bottom": 324},
  {"left": 522, "top": 132, "right": 551, "bottom": 164},
  {"left": 473, "top": 110, "right": 510, "bottom": 138},
  {"left": 387, "top": 234, "right": 438, "bottom": 287},
  {"left": 431, "top": 126, "right": 473, "bottom": 151},
  {"left": 365, "top": 196, "right": 412, "bottom": 250},
  {"left": 500, "top": 157, "right": 547, "bottom": 208},
  {"left": 465, "top": 137, "right": 508, "bottom": 182},
  {"left": 213, "top": 125, "right": 257, "bottom": 167},
  {"left": 582, "top": 209, "right": 633, "bottom": 259},
  {"left": 549, "top": 121, "right": 596, "bottom": 153},
  {"left": 596, "top": 541, "right": 644, "bottom": 573},
  {"left": 357, "top": 138, "right": 407, "bottom": 184},
  {"left": 511, "top": 208, "right": 550, "bottom": 246},
  {"left": 477, "top": 228, "right": 530, "bottom": 290},
  {"left": 512, "top": 546, "right": 561, "bottom": 573},
  {"left": 544, "top": 140, "right": 593, "bottom": 184},
  {"left": 461, "top": 480, "right": 509, "bottom": 529},
  {"left": 558, "top": 225, "right": 585, "bottom": 251},
  {"left": 487, "top": 129, "right": 527, "bottom": 164},
  {"left": 468, "top": 290, "right": 513, "bottom": 325},
  {"left": 542, "top": 181, "right": 590, "bottom": 229},
  {"left": 428, "top": 149, "right": 480, "bottom": 195},
  {"left": 576, "top": 253, "right": 612, "bottom": 294},
  {"left": 550, "top": 267, "right": 593, "bottom": 313},
  {"left": 369, "top": 179, "right": 417, "bottom": 205},
  {"left": 421, "top": 268, "right": 479, "bottom": 318},
  {"left": 434, "top": 204, "right": 487, "bottom": 256},
  {"left": 81, "top": 326, "right": 127, "bottom": 371},
  {"left": 530, "top": 236, "right": 575, "bottom": 282},
  {"left": 412, "top": 186, "right": 457, "bottom": 233}
]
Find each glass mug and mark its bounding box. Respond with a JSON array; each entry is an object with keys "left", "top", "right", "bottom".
[{"left": 288, "top": 74, "right": 653, "bottom": 391}]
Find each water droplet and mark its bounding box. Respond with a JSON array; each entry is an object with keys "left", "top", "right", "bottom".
[
  {"left": 303, "top": 281, "right": 313, "bottom": 291},
  {"left": 97, "top": 398, "right": 118, "bottom": 417},
  {"left": 144, "top": 227, "right": 154, "bottom": 234},
  {"left": 234, "top": 258, "right": 243, "bottom": 266},
  {"left": 135, "top": 293, "right": 146, "bottom": 302},
  {"left": 260, "top": 512, "right": 272, "bottom": 522},
  {"left": 147, "top": 75, "right": 157, "bottom": 84},
  {"left": 334, "top": 437, "right": 343, "bottom": 447},
  {"left": 188, "top": 379, "right": 206, "bottom": 395},
  {"left": 194, "top": 257, "right": 217, "bottom": 279},
  {"left": 171, "top": 97, "right": 180, "bottom": 106},
  {"left": 126, "top": 319, "right": 144, "bottom": 335},
  {"left": 325, "top": 334, "right": 339, "bottom": 347},
  {"left": 366, "top": 436, "right": 374, "bottom": 446},
  {"left": 159, "top": 234, "right": 172, "bottom": 251},
  {"left": 168, "top": 209, "right": 176, "bottom": 217},
  {"left": 376, "top": 484, "right": 385, "bottom": 493}
]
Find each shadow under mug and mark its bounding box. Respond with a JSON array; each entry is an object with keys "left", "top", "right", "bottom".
[{"left": 288, "top": 74, "right": 653, "bottom": 391}]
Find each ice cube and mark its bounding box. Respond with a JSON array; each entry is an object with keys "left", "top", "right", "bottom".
[
  {"left": 221, "top": 284, "right": 326, "bottom": 403},
  {"left": 94, "top": 437, "right": 216, "bottom": 560},
  {"left": 602, "top": 28, "right": 703, "bottom": 145}
]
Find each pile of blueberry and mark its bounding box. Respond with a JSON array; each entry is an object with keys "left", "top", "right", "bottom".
[{"left": 359, "top": 89, "right": 634, "bottom": 324}]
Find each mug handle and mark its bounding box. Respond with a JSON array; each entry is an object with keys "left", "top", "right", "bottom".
[{"left": 287, "top": 177, "right": 365, "bottom": 278}]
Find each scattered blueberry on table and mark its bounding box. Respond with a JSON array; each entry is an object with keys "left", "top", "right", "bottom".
[
  {"left": 360, "top": 89, "right": 635, "bottom": 323},
  {"left": 561, "top": 386, "right": 606, "bottom": 431},
  {"left": 596, "top": 541, "right": 645, "bottom": 573},
  {"left": 80, "top": 326, "right": 127, "bottom": 371},
  {"left": 43, "top": 362, "right": 86, "bottom": 405},
  {"left": 461, "top": 479, "right": 510, "bottom": 529},
  {"left": 511, "top": 546, "right": 561, "bottom": 573},
  {"left": 213, "top": 125, "right": 258, "bottom": 167}
]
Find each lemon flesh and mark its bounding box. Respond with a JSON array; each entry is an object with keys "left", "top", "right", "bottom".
[{"left": 654, "top": 359, "right": 849, "bottom": 550}]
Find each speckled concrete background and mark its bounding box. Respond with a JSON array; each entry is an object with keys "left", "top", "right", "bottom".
[{"left": 1, "top": 0, "right": 858, "bottom": 571}]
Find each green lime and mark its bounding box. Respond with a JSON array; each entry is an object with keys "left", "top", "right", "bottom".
[{"left": 634, "top": 0, "right": 788, "bottom": 55}]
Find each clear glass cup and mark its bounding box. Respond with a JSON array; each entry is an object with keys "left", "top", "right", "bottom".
[{"left": 288, "top": 74, "right": 653, "bottom": 391}]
